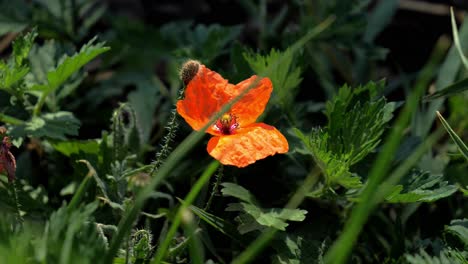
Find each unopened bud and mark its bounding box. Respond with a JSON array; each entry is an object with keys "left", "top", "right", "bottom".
[{"left": 180, "top": 60, "right": 200, "bottom": 86}]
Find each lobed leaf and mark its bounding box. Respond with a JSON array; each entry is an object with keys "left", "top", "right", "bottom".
[
  {"left": 385, "top": 170, "right": 457, "bottom": 203},
  {"left": 244, "top": 48, "right": 302, "bottom": 108},
  {"left": 9, "top": 111, "right": 80, "bottom": 140},
  {"left": 31, "top": 37, "right": 110, "bottom": 94}
]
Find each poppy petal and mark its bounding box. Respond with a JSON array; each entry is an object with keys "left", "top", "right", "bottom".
[
  {"left": 176, "top": 65, "right": 231, "bottom": 133},
  {"left": 207, "top": 123, "right": 288, "bottom": 167},
  {"left": 228, "top": 76, "right": 273, "bottom": 127}
]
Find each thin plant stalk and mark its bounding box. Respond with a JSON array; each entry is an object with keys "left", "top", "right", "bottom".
[
  {"left": 204, "top": 165, "right": 224, "bottom": 211},
  {"left": 152, "top": 160, "right": 219, "bottom": 263}
]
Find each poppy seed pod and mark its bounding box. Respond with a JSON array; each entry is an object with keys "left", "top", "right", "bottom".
[{"left": 180, "top": 60, "right": 201, "bottom": 86}]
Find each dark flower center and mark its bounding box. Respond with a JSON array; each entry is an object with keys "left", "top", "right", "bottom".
[{"left": 214, "top": 114, "right": 239, "bottom": 135}]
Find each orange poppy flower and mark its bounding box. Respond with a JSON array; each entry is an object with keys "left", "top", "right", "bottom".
[{"left": 176, "top": 61, "right": 288, "bottom": 167}]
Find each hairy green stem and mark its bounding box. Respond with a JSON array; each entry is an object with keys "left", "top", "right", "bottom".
[
  {"left": 204, "top": 165, "right": 224, "bottom": 211},
  {"left": 10, "top": 181, "right": 24, "bottom": 230}
]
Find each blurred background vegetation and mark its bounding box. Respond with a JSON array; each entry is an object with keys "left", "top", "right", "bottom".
[{"left": 0, "top": 0, "right": 467, "bottom": 263}]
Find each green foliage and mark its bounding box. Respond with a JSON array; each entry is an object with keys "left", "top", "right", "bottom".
[
  {"left": 0, "top": 202, "right": 106, "bottom": 264},
  {"left": 31, "top": 37, "right": 109, "bottom": 94},
  {"left": 404, "top": 249, "right": 467, "bottom": 264},
  {"left": 244, "top": 48, "right": 302, "bottom": 108},
  {"left": 272, "top": 234, "right": 327, "bottom": 264},
  {"left": 445, "top": 219, "right": 468, "bottom": 248},
  {"left": 221, "top": 182, "right": 307, "bottom": 234},
  {"left": 9, "top": 111, "right": 80, "bottom": 140},
  {"left": 385, "top": 170, "right": 458, "bottom": 203},
  {"left": 160, "top": 22, "right": 242, "bottom": 63},
  {"left": 0, "top": 28, "right": 37, "bottom": 95},
  {"left": 294, "top": 81, "right": 395, "bottom": 189}
]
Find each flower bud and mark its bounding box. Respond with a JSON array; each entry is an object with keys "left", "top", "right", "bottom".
[{"left": 180, "top": 60, "right": 200, "bottom": 86}]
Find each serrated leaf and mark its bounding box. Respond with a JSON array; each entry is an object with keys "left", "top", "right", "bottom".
[
  {"left": 0, "top": 29, "right": 37, "bottom": 92},
  {"left": 31, "top": 37, "right": 110, "bottom": 94},
  {"left": 244, "top": 48, "right": 302, "bottom": 108},
  {"left": 445, "top": 219, "right": 468, "bottom": 247},
  {"left": 293, "top": 128, "right": 362, "bottom": 189},
  {"left": 293, "top": 81, "right": 394, "bottom": 190},
  {"left": 9, "top": 111, "right": 80, "bottom": 140},
  {"left": 160, "top": 22, "right": 241, "bottom": 63},
  {"left": 227, "top": 202, "right": 307, "bottom": 233},
  {"left": 385, "top": 170, "right": 457, "bottom": 203},
  {"left": 405, "top": 248, "right": 468, "bottom": 264},
  {"left": 221, "top": 182, "right": 258, "bottom": 205},
  {"left": 12, "top": 28, "right": 37, "bottom": 66}
]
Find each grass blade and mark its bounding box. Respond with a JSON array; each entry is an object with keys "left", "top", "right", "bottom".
[
  {"left": 424, "top": 77, "right": 468, "bottom": 101},
  {"left": 451, "top": 7, "right": 468, "bottom": 70},
  {"left": 152, "top": 160, "right": 219, "bottom": 263},
  {"left": 436, "top": 111, "right": 468, "bottom": 161}
]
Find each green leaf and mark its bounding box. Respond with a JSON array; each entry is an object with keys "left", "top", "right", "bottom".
[
  {"left": 244, "top": 48, "right": 302, "bottom": 108},
  {"left": 436, "top": 111, "right": 468, "bottom": 161},
  {"left": 226, "top": 202, "right": 307, "bottom": 233},
  {"left": 405, "top": 248, "right": 468, "bottom": 264},
  {"left": 160, "top": 22, "right": 242, "bottom": 63},
  {"left": 127, "top": 74, "right": 161, "bottom": 143},
  {"left": 31, "top": 37, "right": 110, "bottom": 94},
  {"left": 221, "top": 182, "right": 258, "bottom": 205},
  {"left": 51, "top": 140, "right": 100, "bottom": 157},
  {"left": 9, "top": 111, "right": 80, "bottom": 140},
  {"left": 424, "top": 77, "right": 468, "bottom": 101},
  {"left": 293, "top": 81, "right": 395, "bottom": 190},
  {"left": 272, "top": 233, "right": 327, "bottom": 264},
  {"left": 445, "top": 219, "right": 468, "bottom": 247},
  {"left": 385, "top": 170, "right": 457, "bottom": 203},
  {"left": 326, "top": 81, "right": 394, "bottom": 164},
  {"left": 0, "top": 28, "right": 37, "bottom": 92}
]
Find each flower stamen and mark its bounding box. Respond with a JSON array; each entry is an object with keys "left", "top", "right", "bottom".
[{"left": 214, "top": 113, "right": 239, "bottom": 135}]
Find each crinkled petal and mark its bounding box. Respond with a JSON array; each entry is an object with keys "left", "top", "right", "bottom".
[
  {"left": 228, "top": 76, "right": 272, "bottom": 127},
  {"left": 207, "top": 123, "right": 288, "bottom": 167},
  {"left": 176, "top": 65, "right": 231, "bottom": 133}
]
